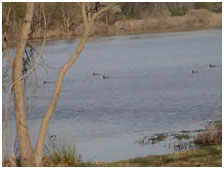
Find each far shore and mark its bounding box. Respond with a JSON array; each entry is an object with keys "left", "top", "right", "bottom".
[
  {"left": 6, "top": 27, "right": 221, "bottom": 49},
  {"left": 5, "top": 9, "right": 221, "bottom": 46},
  {"left": 29, "top": 27, "right": 221, "bottom": 44}
]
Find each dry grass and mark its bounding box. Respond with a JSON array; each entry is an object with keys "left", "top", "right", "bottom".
[
  {"left": 194, "top": 120, "right": 222, "bottom": 146},
  {"left": 111, "top": 9, "right": 221, "bottom": 35},
  {"left": 2, "top": 155, "right": 18, "bottom": 167},
  {"left": 3, "top": 137, "right": 78, "bottom": 167},
  {"left": 42, "top": 136, "right": 78, "bottom": 166}
]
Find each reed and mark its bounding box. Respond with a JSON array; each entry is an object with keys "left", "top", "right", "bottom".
[
  {"left": 194, "top": 120, "right": 222, "bottom": 146},
  {"left": 43, "top": 135, "right": 78, "bottom": 166}
]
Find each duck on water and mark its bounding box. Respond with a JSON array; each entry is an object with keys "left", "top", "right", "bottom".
[
  {"left": 93, "top": 72, "right": 101, "bottom": 76},
  {"left": 209, "top": 64, "right": 217, "bottom": 68},
  {"left": 192, "top": 70, "right": 199, "bottom": 74},
  {"left": 209, "top": 64, "right": 221, "bottom": 68},
  {"left": 92, "top": 72, "right": 110, "bottom": 79},
  {"left": 43, "top": 81, "right": 52, "bottom": 84},
  {"left": 102, "top": 75, "right": 110, "bottom": 79}
]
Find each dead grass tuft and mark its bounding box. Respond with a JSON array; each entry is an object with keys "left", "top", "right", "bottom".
[{"left": 194, "top": 120, "right": 222, "bottom": 146}]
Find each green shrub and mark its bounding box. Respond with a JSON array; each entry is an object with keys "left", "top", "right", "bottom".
[
  {"left": 194, "top": 2, "right": 211, "bottom": 10},
  {"left": 168, "top": 6, "right": 187, "bottom": 16},
  {"left": 125, "top": 11, "right": 141, "bottom": 20},
  {"left": 174, "top": 133, "right": 191, "bottom": 140}
]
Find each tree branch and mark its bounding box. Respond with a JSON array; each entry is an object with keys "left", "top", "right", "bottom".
[{"left": 82, "top": 2, "right": 89, "bottom": 30}]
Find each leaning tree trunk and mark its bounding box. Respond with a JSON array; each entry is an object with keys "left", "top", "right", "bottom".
[
  {"left": 33, "top": 3, "right": 90, "bottom": 166},
  {"left": 12, "top": 2, "right": 35, "bottom": 166},
  {"left": 33, "top": 3, "right": 117, "bottom": 166}
]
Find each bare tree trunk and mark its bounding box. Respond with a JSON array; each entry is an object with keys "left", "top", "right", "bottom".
[
  {"left": 33, "top": 3, "right": 89, "bottom": 166},
  {"left": 12, "top": 2, "right": 35, "bottom": 166},
  {"left": 34, "top": 3, "right": 118, "bottom": 166}
]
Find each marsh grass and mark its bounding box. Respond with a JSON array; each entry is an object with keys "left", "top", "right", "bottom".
[
  {"left": 43, "top": 135, "right": 78, "bottom": 166},
  {"left": 194, "top": 120, "right": 222, "bottom": 146},
  {"left": 174, "top": 133, "right": 191, "bottom": 141}
]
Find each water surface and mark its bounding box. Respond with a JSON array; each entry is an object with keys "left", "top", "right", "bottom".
[{"left": 4, "top": 29, "right": 222, "bottom": 161}]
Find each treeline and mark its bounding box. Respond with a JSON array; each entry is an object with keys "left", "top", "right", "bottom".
[{"left": 2, "top": 2, "right": 222, "bottom": 40}]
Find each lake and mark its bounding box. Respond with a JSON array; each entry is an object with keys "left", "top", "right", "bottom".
[{"left": 4, "top": 29, "right": 222, "bottom": 162}]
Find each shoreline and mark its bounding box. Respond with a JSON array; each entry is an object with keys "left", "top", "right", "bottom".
[
  {"left": 5, "top": 8, "right": 221, "bottom": 46},
  {"left": 3, "top": 145, "right": 221, "bottom": 167},
  {"left": 5, "top": 27, "right": 220, "bottom": 48},
  {"left": 3, "top": 120, "right": 221, "bottom": 166},
  {"left": 28, "top": 27, "right": 221, "bottom": 45},
  {"left": 97, "top": 145, "right": 222, "bottom": 167}
]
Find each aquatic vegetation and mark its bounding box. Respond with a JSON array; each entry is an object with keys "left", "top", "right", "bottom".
[
  {"left": 174, "top": 133, "right": 191, "bottom": 141},
  {"left": 137, "top": 130, "right": 199, "bottom": 151},
  {"left": 43, "top": 136, "right": 78, "bottom": 165},
  {"left": 194, "top": 120, "right": 222, "bottom": 146},
  {"left": 138, "top": 132, "right": 169, "bottom": 145},
  {"left": 136, "top": 119, "right": 222, "bottom": 154}
]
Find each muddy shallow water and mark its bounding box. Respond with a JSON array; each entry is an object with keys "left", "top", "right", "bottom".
[{"left": 3, "top": 29, "right": 221, "bottom": 161}]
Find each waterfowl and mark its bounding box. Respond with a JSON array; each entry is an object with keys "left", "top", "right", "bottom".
[
  {"left": 102, "top": 75, "right": 109, "bottom": 79},
  {"left": 93, "top": 72, "right": 100, "bottom": 76},
  {"left": 209, "top": 64, "right": 217, "bottom": 68},
  {"left": 192, "top": 70, "right": 199, "bottom": 74},
  {"left": 43, "top": 81, "right": 51, "bottom": 84},
  {"left": 50, "top": 135, "right": 57, "bottom": 141}
]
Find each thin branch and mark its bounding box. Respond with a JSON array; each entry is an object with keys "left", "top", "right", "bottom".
[{"left": 82, "top": 2, "right": 89, "bottom": 31}]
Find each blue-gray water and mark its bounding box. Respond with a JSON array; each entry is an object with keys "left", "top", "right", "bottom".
[{"left": 4, "top": 29, "right": 221, "bottom": 161}]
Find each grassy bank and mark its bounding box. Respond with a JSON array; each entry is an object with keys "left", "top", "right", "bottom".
[
  {"left": 3, "top": 145, "right": 221, "bottom": 167},
  {"left": 80, "top": 145, "right": 222, "bottom": 167}
]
